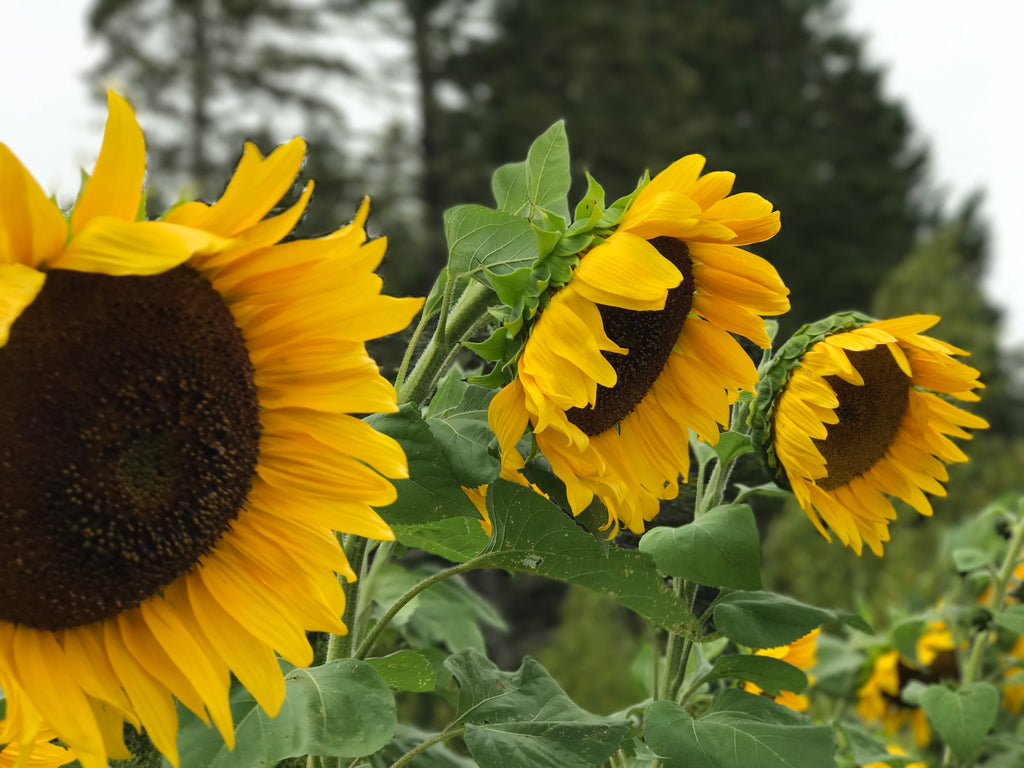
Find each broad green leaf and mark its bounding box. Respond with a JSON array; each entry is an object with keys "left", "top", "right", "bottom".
[
  {"left": 446, "top": 649, "right": 629, "bottom": 768},
  {"left": 367, "top": 406, "right": 480, "bottom": 526},
  {"left": 714, "top": 591, "right": 870, "bottom": 649},
  {"left": 444, "top": 204, "right": 538, "bottom": 281},
  {"left": 426, "top": 382, "right": 499, "bottom": 487},
  {"left": 711, "top": 432, "right": 753, "bottom": 464},
  {"left": 699, "top": 655, "right": 807, "bottom": 698},
  {"left": 639, "top": 504, "right": 761, "bottom": 590},
  {"left": 477, "top": 481, "right": 698, "bottom": 635},
  {"left": 174, "top": 660, "right": 395, "bottom": 767},
  {"left": 525, "top": 121, "right": 571, "bottom": 220},
  {"left": 643, "top": 691, "right": 835, "bottom": 768},
  {"left": 952, "top": 547, "right": 990, "bottom": 572},
  {"left": 492, "top": 160, "right": 530, "bottom": 214},
  {"left": 390, "top": 516, "right": 490, "bottom": 563},
  {"left": 373, "top": 564, "right": 506, "bottom": 654},
  {"left": 994, "top": 603, "right": 1024, "bottom": 635},
  {"left": 367, "top": 651, "right": 437, "bottom": 692},
  {"left": 920, "top": 682, "right": 999, "bottom": 759}
]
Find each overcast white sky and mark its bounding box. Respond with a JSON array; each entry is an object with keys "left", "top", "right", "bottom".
[{"left": 2, "top": 0, "right": 1022, "bottom": 349}]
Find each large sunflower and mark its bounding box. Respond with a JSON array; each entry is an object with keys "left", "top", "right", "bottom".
[
  {"left": 488, "top": 155, "right": 787, "bottom": 534},
  {"left": 751, "top": 313, "right": 988, "bottom": 555},
  {"left": 0, "top": 93, "right": 421, "bottom": 767}
]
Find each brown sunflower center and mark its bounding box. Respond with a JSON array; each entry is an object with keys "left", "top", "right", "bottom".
[
  {"left": 0, "top": 266, "right": 260, "bottom": 631},
  {"left": 814, "top": 345, "right": 911, "bottom": 491},
  {"left": 566, "top": 236, "right": 693, "bottom": 436}
]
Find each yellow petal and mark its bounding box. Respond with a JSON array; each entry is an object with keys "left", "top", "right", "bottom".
[
  {"left": 0, "top": 263, "right": 45, "bottom": 347},
  {"left": 72, "top": 92, "right": 145, "bottom": 234},
  {"left": 53, "top": 218, "right": 222, "bottom": 275},
  {"left": 0, "top": 144, "right": 67, "bottom": 268},
  {"left": 194, "top": 138, "right": 306, "bottom": 236}
]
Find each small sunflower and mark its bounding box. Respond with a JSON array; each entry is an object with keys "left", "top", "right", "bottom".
[
  {"left": 743, "top": 627, "right": 819, "bottom": 711},
  {"left": 0, "top": 93, "right": 421, "bottom": 767},
  {"left": 751, "top": 313, "right": 988, "bottom": 555},
  {"left": 856, "top": 649, "right": 931, "bottom": 747},
  {"left": 488, "top": 155, "right": 787, "bottom": 534}
]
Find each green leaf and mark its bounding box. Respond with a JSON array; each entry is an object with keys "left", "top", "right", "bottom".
[
  {"left": 373, "top": 564, "right": 506, "bottom": 654},
  {"left": 952, "top": 547, "right": 991, "bottom": 572},
  {"left": 444, "top": 204, "right": 538, "bottom": 281},
  {"left": 174, "top": 660, "right": 395, "bottom": 767},
  {"left": 891, "top": 618, "right": 927, "bottom": 661},
  {"left": 525, "top": 121, "right": 571, "bottom": 221},
  {"left": 712, "top": 432, "right": 754, "bottom": 464},
  {"left": 366, "top": 406, "right": 481, "bottom": 527},
  {"left": 367, "top": 651, "right": 437, "bottom": 692},
  {"left": 994, "top": 603, "right": 1024, "bottom": 635},
  {"left": 835, "top": 721, "right": 919, "bottom": 767},
  {"left": 476, "top": 481, "right": 698, "bottom": 635},
  {"left": 639, "top": 504, "right": 762, "bottom": 590},
  {"left": 492, "top": 160, "right": 530, "bottom": 215},
  {"left": 426, "top": 382, "right": 499, "bottom": 488},
  {"left": 920, "top": 682, "right": 999, "bottom": 759},
  {"left": 446, "top": 649, "right": 629, "bottom": 768},
  {"left": 714, "top": 591, "right": 869, "bottom": 649},
  {"left": 699, "top": 655, "right": 807, "bottom": 698},
  {"left": 570, "top": 172, "right": 606, "bottom": 232},
  {"left": 390, "top": 516, "right": 490, "bottom": 563},
  {"left": 643, "top": 691, "right": 836, "bottom": 768}
]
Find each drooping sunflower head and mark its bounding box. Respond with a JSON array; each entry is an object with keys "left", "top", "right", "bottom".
[
  {"left": 750, "top": 312, "right": 988, "bottom": 556},
  {"left": 488, "top": 155, "right": 788, "bottom": 535},
  {"left": 0, "top": 93, "right": 422, "bottom": 767}
]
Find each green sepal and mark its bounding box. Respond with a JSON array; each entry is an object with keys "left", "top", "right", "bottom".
[{"left": 748, "top": 311, "right": 876, "bottom": 486}]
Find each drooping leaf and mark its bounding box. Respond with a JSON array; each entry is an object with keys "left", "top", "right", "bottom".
[
  {"left": 446, "top": 649, "right": 629, "bottom": 768},
  {"left": 639, "top": 504, "right": 761, "bottom": 590},
  {"left": 372, "top": 564, "right": 506, "bottom": 654},
  {"left": 174, "top": 660, "right": 395, "bottom": 767},
  {"left": 477, "top": 481, "right": 697, "bottom": 635},
  {"left": 698, "top": 654, "right": 807, "bottom": 698},
  {"left": 426, "top": 381, "right": 499, "bottom": 488},
  {"left": 920, "top": 682, "right": 999, "bottom": 760},
  {"left": 643, "top": 691, "right": 835, "bottom": 768},
  {"left": 367, "top": 406, "right": 481, "bottom": 527},
  {"left": 714, "top": 590, "right": 870, "bottom": 649}
]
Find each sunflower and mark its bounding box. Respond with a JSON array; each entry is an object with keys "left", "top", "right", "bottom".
[
  {"left": 488, "top": 155, "right": 787, "bottom": 534},
  {"left": 743, "top": 627, "right": 819, "bottom": 711},
  {"left": 751, "top": 313, "right": 988, "bottom": 555},
  {"left": 0, "top": 93, "right": 421, "bottom": 767}
]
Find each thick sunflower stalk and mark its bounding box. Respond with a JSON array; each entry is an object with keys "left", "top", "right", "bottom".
[{"left": 1, "top": 104, "right": 1019, "bottom": 768}]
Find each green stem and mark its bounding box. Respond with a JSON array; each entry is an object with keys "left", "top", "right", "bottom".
[
  {"left": 390, "top": 726, "right": 467, "bottom": 768},
  {"left": 962, "top": 511, "right": 1024, "bottom": 686},
  {"left": 354, "top": 560, "right": 478, "bottom": 660},
  {"left": 326, "top": 535, "right": 370, "bottom": 662},
  {"left": 353, "top": 540, "right": 395, "bottom": 643},
  {"left": 397, "top": 281, "right": 495, "bottom": 406},
  {"left": 394, "top": 302, "right": 436, "bottom": 395}
]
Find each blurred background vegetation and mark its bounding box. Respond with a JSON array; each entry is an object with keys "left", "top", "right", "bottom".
[{"left": 87, "top": 0, "right": 1023, "bottom": 716}]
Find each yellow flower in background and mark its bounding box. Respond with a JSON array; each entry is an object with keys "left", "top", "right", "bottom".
[
  {"left": 856, "top": 650, "right": 931, "bottom": 746},
  {"left": 753, "top": 314, "right": 987, "bottom": 555},
  {"left": 743, "top": 628, "right": 820, "bottom": 711},
  {"left": 0, "top": 723, "right": 75, "bottom": 768},
  {"left": 0, "top": 93, "right": 421, "bottom": 767},
  {"left": 489, "top": 155, "right": 787, "bottom": 534},
  {"left": 861, "top": 745, "right": 926, "bottom": 768},
  {"left": 915, "top": 620, "right": 955, "bottom": 667}
]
